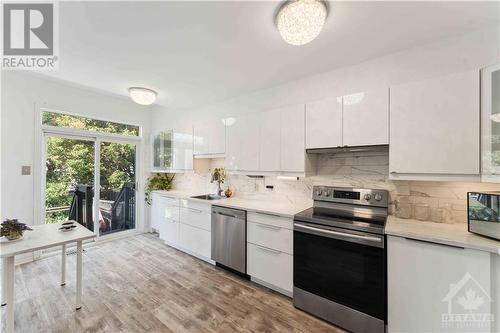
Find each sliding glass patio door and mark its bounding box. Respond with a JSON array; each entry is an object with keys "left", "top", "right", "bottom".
[
  {"left": 43, "top": 134, "right": 137, "bottom": 237},
  {"left": 97, "top": 141, "right": 136, "bottom": 236}
]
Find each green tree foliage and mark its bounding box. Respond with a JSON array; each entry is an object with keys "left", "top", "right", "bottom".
[{"left": 44, "top": 113, "right": 136, "bottom": 223}]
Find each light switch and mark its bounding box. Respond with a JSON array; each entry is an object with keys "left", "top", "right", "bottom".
[{"left": 21, "top": 166, "right": 31, "bottom": 175}]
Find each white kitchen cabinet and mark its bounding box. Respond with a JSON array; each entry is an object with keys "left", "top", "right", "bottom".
[
  {"left": 193, "top": 118, "right": 226, "bottom": 156},
  {"left": 481, "top": 63, "right": 500, "bottom": 183},
  {"left": 306, "top": 97, "right": 343, "bottom": 149},
  {"left": 225, "top": 113, "right": 260, "bottom": 172},
  {"left": 342, "top": 88, "right": 389, "bottom": 146},
  {"left": 152, "top": 127, "right": 193, "bottom": 172},
  {"left": 248, "top": 243, "right": 293, "bottom": 295},
  {"left": 388, "top": 236, "right": 491, "bottom": 333},
  {"left": 281, "top": 104, "right": 306, "bottom": 173},
  {"left": 179, "top": 223, "right": 211, "bottom": 260},
  {"left": 247, "top": 212, "right": 294, "bottom": 296},
  {"left": 179, "top": 199, "right": 211, "bottom": 231},
  {"left": 159, "top": 218, "right": 180, "bottom": 246},
  {"left": 259, "top": 109, "right": 281, "bottom": 172},
  {"left": 390, "top": 70, "right": 480, "bottom": 180}
]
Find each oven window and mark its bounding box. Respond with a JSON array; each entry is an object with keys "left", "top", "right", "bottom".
[{"left": 294, "top": 230, "right": 386, "bottom": 320}]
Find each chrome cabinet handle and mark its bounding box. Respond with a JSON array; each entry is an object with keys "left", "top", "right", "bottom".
[
  {"left": 404, "top": 237, "right": 464, "bottom": 250},
  {"left": 254, "top": 244, "right": 281, "bottom": 255},
  {"left": 255, "top": 223, "right": 281, "bottom": 231},
  {"left": 255, "top": 211, "right": 281, "bottom": 218},
  {"left": 187, "top": 207, "right": 202, "bottom": 213}
]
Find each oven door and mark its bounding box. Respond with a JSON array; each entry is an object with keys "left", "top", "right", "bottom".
[{"left": 293, "top": 221, "right": 386, "bottom": 321}]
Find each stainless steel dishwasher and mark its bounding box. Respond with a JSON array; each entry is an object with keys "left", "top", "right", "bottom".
[{"left": 211, "top": 206, "right": 247, "bottom": 274}]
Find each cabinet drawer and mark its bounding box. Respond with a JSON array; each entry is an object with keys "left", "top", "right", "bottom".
[
  {"left": 247, "top": 212, "right": 293, "bottom": 230},
  {"left": 159, "top": 219, "right": 179, "bottom": 246},
  {"left": 179, "top": 224, "right": 211, "bottom": 259},
  {"left": 247, "top": 243, "right": 293, "bottom": 293},
  {"left": 180, "top": 207, "right": 211, "bottom": 231},
  {"left": 181, "top": 199, "right": 211, "bottom": 213},
  {"left": 158, "top": 195, "right": 179, "bottom": 207},
  {"left": 248, "top": 221, "right": 293, "bottom": 254}
]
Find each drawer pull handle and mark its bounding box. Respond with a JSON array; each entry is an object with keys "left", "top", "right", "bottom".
[
  {"left": 255, "top": 212, "right": 281, "bottom": 218},
  {"left": 256, "top": 223, "right": 281, "bottom": 231},
  {"left": 255, "top": 245, "right": 281, "bottom": 255},
  {"left": 187, "top": 208, "right": 203, "bottom": 213}
]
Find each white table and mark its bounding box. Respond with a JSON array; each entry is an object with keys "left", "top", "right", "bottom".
[{"left": 0, "top": 222, "right": 95, "bottom": 333}]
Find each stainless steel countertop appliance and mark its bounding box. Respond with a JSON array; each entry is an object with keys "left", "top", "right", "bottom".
[
  {"left": 211, "top": 206, "right": 247, "bottom": 274},
  {"left": 293, "top": 186, "right": 389, "bottom": 333}
]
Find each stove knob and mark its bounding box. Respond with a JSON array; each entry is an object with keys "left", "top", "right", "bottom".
[
  {"left": 326, "top": 190, "right": 332, "bottom": 196},
  {"left": 316, "top": 189, "right": 322, "bottom": 196},
  {"left": 374, "top": 193, "right": 383, "bottom": 201},
  {"left": 364, "top": 194, "right": 372, "bottom": 201}
]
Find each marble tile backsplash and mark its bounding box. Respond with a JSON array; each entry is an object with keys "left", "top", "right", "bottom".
[{"left": 170, "top": 152, "right": 499, "bottom": 224}]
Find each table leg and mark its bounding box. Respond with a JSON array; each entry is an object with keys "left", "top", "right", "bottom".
[
  {"left": 5, "top": 256, "right": 15, "bottom": 333},
  {"left": 1, "top": 257, "right": 7, "bottom": 306},
  {"left": 61, "top": 244, "right": 66, "bottom": 286},
  {"left": 76, "top": 240, "right": 82, "bottom": 310}
]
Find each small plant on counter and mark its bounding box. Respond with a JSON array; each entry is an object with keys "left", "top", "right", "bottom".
[
  {"left": 1, "top": 218, "right": 32, "bottom": 241},
  {"left": 145, "top": 173, "right": 175, "bottom": 205},
  {"left": 211, "top": 167, "right": 226, "bottom": 196}
]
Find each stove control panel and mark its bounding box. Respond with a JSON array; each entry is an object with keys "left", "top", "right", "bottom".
[{"left": 313, "top": 186, "right": 388, "bottom": 207}]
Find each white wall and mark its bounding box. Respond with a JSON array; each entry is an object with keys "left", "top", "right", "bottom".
[
  {"left": 1, "top": 72, "right": 152, "bottom": 230},
  {"left": 152, "top": 27, "right": 499, "bottom": 127}
]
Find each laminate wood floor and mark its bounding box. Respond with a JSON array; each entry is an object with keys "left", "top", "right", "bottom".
[{"left": 1, "top": 233, "right": 345, "bottom": 333}]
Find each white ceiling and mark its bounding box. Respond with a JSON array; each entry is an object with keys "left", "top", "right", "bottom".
[{"left": 42, "top": 1, "right": 499, "bottom": 110}]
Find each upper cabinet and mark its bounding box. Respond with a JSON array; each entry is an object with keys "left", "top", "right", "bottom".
[
  {"left": 151, "top": 126, "right": 193, "bottom": 172},
  {"left": 193, "top": 117, "right": 226, "bottom": 157},
  {"left": 305, "top": 88, "right": 389, "bottom": 149},
  {"left": 481, "top": 63, "right": 500, "bottom": 183},
  {"left": 390, "top": 70, "right": 480, "bottom": 180},
  {"left": 280, "top": 104, "right": 306, "bottom": 173},
  {"left": 226, "top": 104, "right": 309, "bottom": 175},
  {"left": 226, "top": 113, "right": 260, "bottom": 172},
  {"left": 305, "top": 97, "right": 342, "bottom": 149},
  {"left": 342, "top": 88, "right": 389, "bottom": 146}
]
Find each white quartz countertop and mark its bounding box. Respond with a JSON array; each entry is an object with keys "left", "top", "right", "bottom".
[
  {"left": 153, "top": 190, "right": 312, "bottom": 218},
  {"left": 386, "top": 216, "right": 500, "bottom": 255}
]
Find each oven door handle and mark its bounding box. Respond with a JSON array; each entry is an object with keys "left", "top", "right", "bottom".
[{"left": 294, "top": 223, "right": 384, "bottom": 248}]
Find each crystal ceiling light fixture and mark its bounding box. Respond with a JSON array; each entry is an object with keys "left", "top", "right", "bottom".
[
  {"left": 276, "top": 0, "right": 328, "bottom": 46},
  {"left": 128, "top": 87, "right": 157, "bottom": 105}
]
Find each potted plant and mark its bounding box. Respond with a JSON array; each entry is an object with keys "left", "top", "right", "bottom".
[
  {"left": 211, "top": 168, "right": 225, "bottom": 196},
  {"left": 1, "top": 219, "right": 32, "bottom": 241},
  {"left": 145, "top": 173, "right": 175, "bottom": 205}
]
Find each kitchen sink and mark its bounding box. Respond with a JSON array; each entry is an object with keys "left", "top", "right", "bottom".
[{"left": 190, "top": 194, "right": 224, "bottom": 200}]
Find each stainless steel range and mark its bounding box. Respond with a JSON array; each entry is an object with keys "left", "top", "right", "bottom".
[{"left": 293, "top": 186, "right": 388, "bottom": 333}]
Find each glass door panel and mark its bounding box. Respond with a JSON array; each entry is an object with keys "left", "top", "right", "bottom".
[
  {"left": 44, "top": 136, "right": 95, "bottom": 231},
  {"left": 98, "top": 141, "right": 136, "bottom": 236},
  {"left": 482, "top": 63, "right": 500, "bottom": 181}
]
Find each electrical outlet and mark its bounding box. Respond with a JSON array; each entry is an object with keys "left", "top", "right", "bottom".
[{"left": 21, "top": 165, "right": 31, "bottom": 175}]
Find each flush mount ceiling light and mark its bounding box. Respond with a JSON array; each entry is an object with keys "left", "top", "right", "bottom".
[
  {"left": 276, "top": 0, "right": 328, "bottom": 46},
  {"left": 128, "top": 87, "right": 157, "bottom": 105}
]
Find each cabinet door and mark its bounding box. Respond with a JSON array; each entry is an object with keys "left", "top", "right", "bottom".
[
  {"left": 226, "top": 113, "right": 260, "bottom": 171},
  {"left": 159, "top": 219, "right": 180, "bottom": 246},
  {"left": 151, "top": 131, "right": 173, "bottom": 171},
  {"left": 179, "top": 223, "right": 211, "bottom": 259},
  {"left": 390, "top": 70, "right": 480, "bottom": 175},
  {"left": 343, "top": 88, "right": 389, "bottom": 146},
  {"left": 209, "top": 119, "right": 226, "bottom": 154},
  {"left": 172, "top": 126, "right": 193, "bottom": 171},
  {"left": 193, "top": 124, "right": 209, "bottom": 155},
  {"left": 281, "top": 105, "right": 305, "bottom": 173},
  {"left": 388, "top": 236, "right": 491, "bottom": 333},
  {"left": 306, "top": 97, "right": 342, "bottom": 149},
  {"left": 259, "top": 109, "right": 281, "bottom": 172},
  {"left": 481, "top": 63, "right": 500, "bottom": 182}
]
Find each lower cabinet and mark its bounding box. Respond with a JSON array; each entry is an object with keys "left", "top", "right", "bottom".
[
  {"left": 248, "top": 243, "right": 293, "bottom": 295},
  {"left": 179, "top": 223, "right": 211, "bottom": 260},
  {"left": 388, "top": 236, "right": 492, "bottom": 333},
  {"left": 247, "top": 212, "right": 294, "bottom": 296},
  {"left": 159, "top": 218, "right": 180, "bottom": 246}
]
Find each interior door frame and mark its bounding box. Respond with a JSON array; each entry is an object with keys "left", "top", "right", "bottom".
[{"left": 35, "top": 107, "right": 142, "bottom": 240}]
